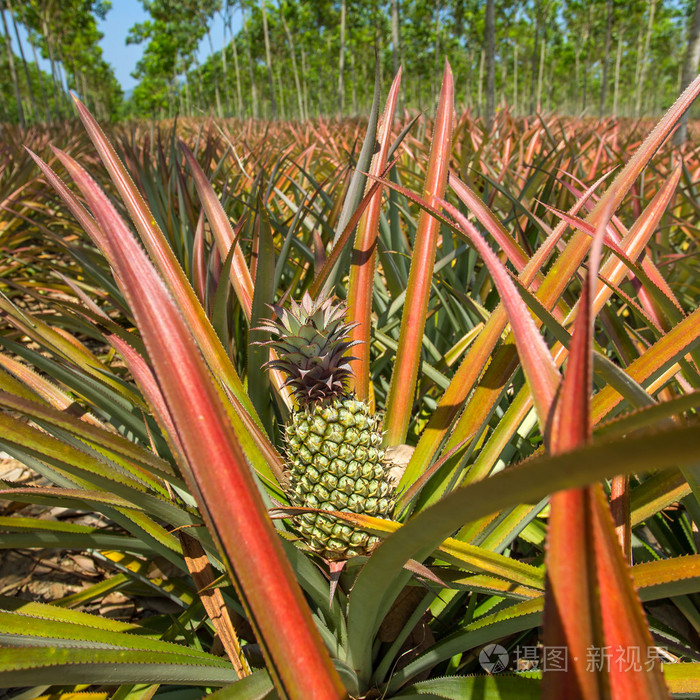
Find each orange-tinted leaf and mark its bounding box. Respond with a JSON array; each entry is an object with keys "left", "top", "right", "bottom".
[
  {"left": 384, "top": 61, "right": 454, "bottom": 445},
  {"left": 346, "top": 68, "right": 402, "bottom": 402},
  {"left": 57, "top": 154, "right": 345, "bottom": 700},
  {"left": 180, "top": 143, "right": 254, "bottom": 319},
  {"left": 543, "top": 200, "right": 668, "bottom": 700},
  {"left": 70, "top": 98, "right": 259, "bottom": 425}
]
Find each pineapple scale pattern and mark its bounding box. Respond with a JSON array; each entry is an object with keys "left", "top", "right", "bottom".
[{"left": 286, "top": 399, "right": 393, "bottom": 559}]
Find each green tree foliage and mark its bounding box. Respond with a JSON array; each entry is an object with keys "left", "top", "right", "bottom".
[
  {"left": 0, "top": 0, "right": 122, "bottom": 124},
  {"left": 147, "top": 0, "right": 693, "bottom": 121},
  {"left": 127, "top": 0, "right": 221, "bottom": 118},
  {"left": 0, "top": 41, "right": 54, "bottom": 124},
  {"left": 2, "top": 0, "right": 694, "bottom": 123}
]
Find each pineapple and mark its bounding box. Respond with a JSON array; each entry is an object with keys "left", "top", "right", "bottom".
[{"left": 259, "top": 293, "right": 395, "bottom": 560}]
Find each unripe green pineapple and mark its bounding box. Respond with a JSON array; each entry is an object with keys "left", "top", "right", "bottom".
[{"left": 260, "top": 293, "right": 395, "bottom": 560}]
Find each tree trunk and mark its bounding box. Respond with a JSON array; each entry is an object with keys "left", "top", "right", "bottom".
[
  {"left": 528, "top": 0, "right": 542, "bottom": 114},
  {"left": 260, "top": 0, "right": 277, "bottom": 119},
  {"left": 7, "top": 0, "right": 37, "bottom": 123},
  {"left": 224, "top": 3, "right": 241, "bottom": 116},
  {"left": 674, "top": 0, "right": 700, "bottom": 144},
  {"left": 574, "top": 44, "right": 580, "bottom": 111},
  {"left": 279, "top": 4, "right": 304, "bottom": 121},
  {"left": 513, "top": 42, "right": 518, "bottom": 114},
  {"left": 391, "top": 0, "right": 400, "bottom": 75},
  {"left": 536, "top": 28, "right": 545, "bottom": 112},
  {"left": 57, "top": 50, "right": 73, "bottom": 114},
  {"left": 301, "top": 46, "right": 310, "bottom": 118},
  {"left": 179, "top": 66, "right": 186, "bottom": 115},
  {"left": 635, "top": 0, "right": 657, "bottom": 117},
  {"left": 41, "top": 14, "right": 63, "bottom": 121},
  {"left": 231, "top": 33, "right": 243, "bottom": 116},
  {"left": 221, "top": 3, "right": 232, "bottom": 115},
  {"left": 477, "top": 48, "right": 484, "bottom": 116},
  {"left": 599, "top": 0, "right": 613, "bottom": 118},
  {"left": 168, "top": 69, "right": 175, "bottom": 118},
  {"left": 0, "top": 2, "right": 24, "bottom": 127},
  {"left": 500, "top": 48, "right": 506, "bottom": 106},
  {"left": 375, "top": 6, "right": 383, "bottom": 94},
  {"left": 194, "top": 56, "right": 205, "bottom": 113},
  {"left": 432, "top": 0, "right": 440, "bottom": 105},
  {"left": 276, "top": 63, "right": 284, "bottom": 119},
  {"left": 582, "top": 5, "right": 592, "bottom": 112},
  {"left": 391, "top": 0, "right": 403, "bottom": 111},
  {"left": 80, "top": 69, "right": 90, "bottom": 111},
  {"left": 25, "top": 22, "right": 51, "bottom": 122},
  {"left": 613, "top": 30, "right": 622, "bottom": 117},
  {"left": 485, "top": 0, "right": 495, "bottom": 126},
  {"left": 241, "top": 2, "right": 258, "bottom": 118},
  {"left": 184, "top": 69, "right": 191, "bottom": 115},
  {"left": 464, "top": 48, "right": 472, "bottom": 109},
  {"left": 350, "top": 47, "right": 357, "bottom": 114},
  {"left": 338, "top": 0, "right": 346, "bottom": 117},
  {"left": 452, "top": 0, "right": 464, "bottom": 109},
  {"left": 206, "top": 25, "right": 222, "bottom": 117}
]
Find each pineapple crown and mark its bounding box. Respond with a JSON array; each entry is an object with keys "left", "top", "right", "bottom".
[{"left": 257, "top": 293, "right": 359, "bottom": 407}]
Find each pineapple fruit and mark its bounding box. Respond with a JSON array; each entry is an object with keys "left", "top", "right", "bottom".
[{"left": 260, "top": 293, "right": 395, "bottom": 560}]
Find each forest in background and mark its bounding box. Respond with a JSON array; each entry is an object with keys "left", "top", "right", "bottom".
[{"left": 1, "top": 0, "right": 699, "bottom": 125}]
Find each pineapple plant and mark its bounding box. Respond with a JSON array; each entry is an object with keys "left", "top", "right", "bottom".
[{"left": 259, "top": 292, "right": 395, "bottom": 560}]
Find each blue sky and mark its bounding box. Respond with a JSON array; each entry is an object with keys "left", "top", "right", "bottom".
[
  {"left": 8, "top": 0, "right": 236, "bottom": 94},
  {"left": 97, "top": 0, "right": 149, "bottom": 91}
]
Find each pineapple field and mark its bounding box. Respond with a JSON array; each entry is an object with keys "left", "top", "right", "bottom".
[{"left": 0, "top": 64, "right": 699, "bottom": 700}]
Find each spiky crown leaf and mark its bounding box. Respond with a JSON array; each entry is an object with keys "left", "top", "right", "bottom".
[{"left": 258, "top": 293, "right": 359, "bottom": 406}]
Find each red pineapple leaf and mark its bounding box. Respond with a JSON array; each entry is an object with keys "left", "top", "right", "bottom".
[
  {"left": 362, "top": 175, "right": 561, "bottom": 430},
  {"left": 537, "top": 74, "right": 700, "bottom": 310},
  {"left": 69, "top": 97, "right": 259, "bottom": 425},
  {"left": 437, "top": 199, "right": 560, "bottom": 431},
  {"left": 383, "top": 60, "right": 454, "bottom": 446},
  {"left": 192, "top": 211, "right": 207, "bottom": 306},
  {"left": 43, "top": 147, "right": 285, "bottom": 487},
  {"left": 55, "top": 157, "right": 346, "bottom": 700},
  {"left": 310, "top": 157, "right": 400, "bottom": 300},
  {"left": 398, "top": 77, "right": 700, "bottom": 492},
  {"left": 398, "top": 169, "right": 613, "bottom": 490},
  {"left": 448, "top": 170, "right": 529, "bottom": 273},
  {"left": 346, "top": 67, "right": 402, "bottom": 402},
  {"left": 593, "top": 167, "right": 681, "bottom": 317},
  {"left": 543, "top": 198, "right": 669, "bottom": 700},
  {"left": 543, "top": 201, "right": 609, "bottom": 700},
  {"left": 546, "top": 203, "right": 611, "bottom": 453},
  {"left": 105, "top": 334, "right": 183, "bottom": 456},
  {"left": 591, "top": 307, "right": 700, "bottom": 426},
  {"left": 179, "top": 143, "right": 254, "bottom": 319},
  {"left": 543, "top": 489, "right": 600, "bottom": 699},
  {"left": 25, "top": 148, "right": 110, "bottom": 258},
  {"left": 590, "top": 485, "right": 669, "bottom": 699},
  {"left": 541, "top": 165, "right": 683, "bottom": 325}
]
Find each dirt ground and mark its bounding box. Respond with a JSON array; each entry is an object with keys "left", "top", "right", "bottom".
[{"left": 0, "top": 455, "right": 139, "bottom": 617}]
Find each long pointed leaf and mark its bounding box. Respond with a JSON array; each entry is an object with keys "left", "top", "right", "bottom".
[
  {"left": 346, "top": 68, "right": 402, "bottom": 401},
  {"left": 57, "top": 152, "right": 346, "bottom": 700},
  {"left": 384, "top": 61, "right": 454, "bottom": 445}
]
